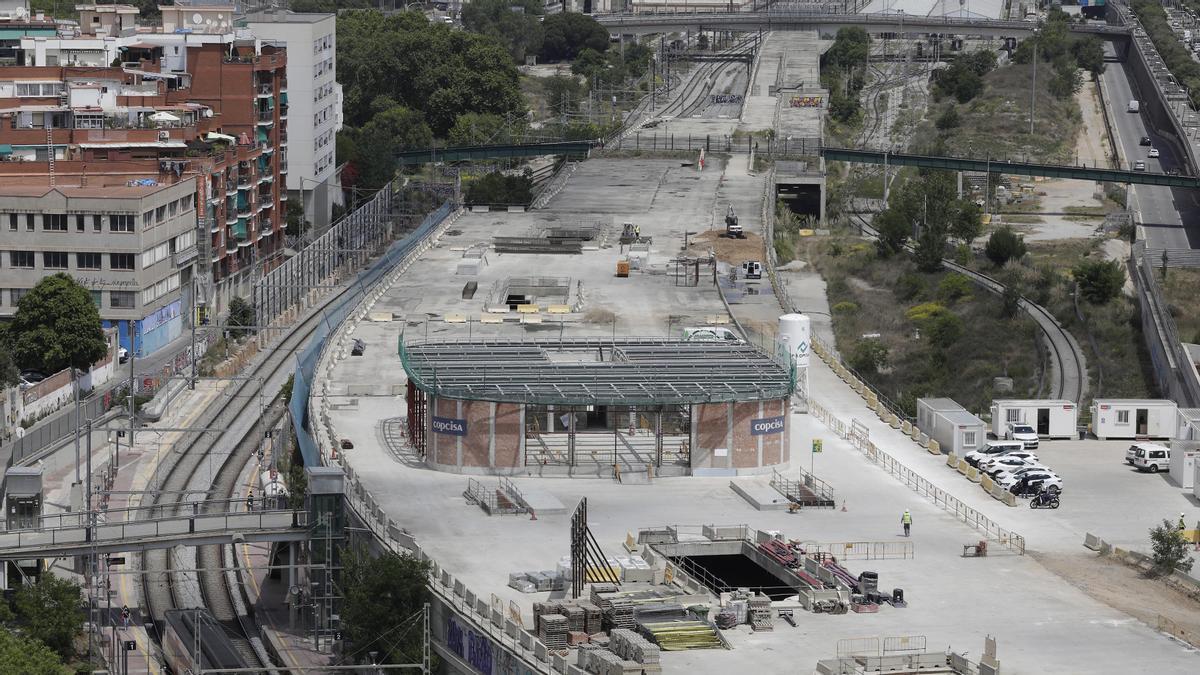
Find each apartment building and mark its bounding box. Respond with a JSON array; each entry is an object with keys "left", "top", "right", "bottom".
[
  {"left": 0, "top": 4, "right": 288, "bottom": 338},
  {"left": 0, "top": 180, "right": 199, "bottom": 356},
  {"left": 243, "top": 9, "right": 340, "bottom": 230}
]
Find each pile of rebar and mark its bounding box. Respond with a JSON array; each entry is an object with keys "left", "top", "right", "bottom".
[{"left": 640, "top": 621, "right": 724, "bottom": 651}]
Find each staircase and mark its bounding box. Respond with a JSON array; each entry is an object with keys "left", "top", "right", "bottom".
[{"left": 45, "top": 126, "right": 55, "bottom": 187}]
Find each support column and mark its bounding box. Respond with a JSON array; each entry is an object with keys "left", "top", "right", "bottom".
[{"left": 957, "top": 171, "right": 964, "bottom": 199}]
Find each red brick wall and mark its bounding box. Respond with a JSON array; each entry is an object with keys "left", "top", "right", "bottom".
[
  {"left": 461, "top": 400, "right": 492, "bottom": 468},
  {"left": 693, "top": 403, "right": 729, "bottom": 468},
  {"left": 432, "top": 397, "right": 457, "bottom": 466},
  {"left": 730, "top": 401, "right": 758, "bottom": 469},
  {"left": 761, "top": 399, "right": 785, "bottom": 466},
  {"left": 494, "top": 403, "right": 522, "bottom": 468}
]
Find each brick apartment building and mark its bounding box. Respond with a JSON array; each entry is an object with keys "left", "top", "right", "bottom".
[{"left": 0, "top": 4, "right": 287, "bottom": 353}]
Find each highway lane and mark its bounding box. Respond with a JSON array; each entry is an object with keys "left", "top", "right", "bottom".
[{"left": 1103, "top": 57, "right": 1200, "bottom": 248}]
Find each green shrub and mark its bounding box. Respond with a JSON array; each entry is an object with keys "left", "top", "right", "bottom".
[
  {"left": 894, "top": 272, "right": 925, "bottom": 302},
  {"left": 936, "top": 106, "right": 960, "bottom": 131},
  {"left": 905, "top": 302, "right": 947, "bottom": 322},
  {"left": 847, "top": 338, "right": 889, "bottom": 374},
  {"left": 938, "top": 273, "right": 974, "bottom": 303},
  {"left": 925, "top": 312, "right": 965, "bottom": 350},
  {"left": 1073, "top": 259, "right": 1124, "bottom": 304},
  {"left": 832, "top": 301, "right": 860, "bottom": 314},
  {"left": 984, "top": 226, "right": 1027, "bottom": 266}
]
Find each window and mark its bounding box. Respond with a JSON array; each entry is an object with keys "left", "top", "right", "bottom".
[
  {"left": 168, "top": 201, "right": 178, "bottom": 217},
  {"left": 43, "top": 251, "right": 67, "bottom": 269},
  {"left": 7, "top": 213, "right": 15, "bottom": 231},
  {"left": 110, "top": 214, "right": 135, "bottom": 232},
  {"left": 92, "top": 215, "right": 102, "bottom": 232},
  {"left": 155, "top": 205, "right": 166, "bottom": 223},
  {"left": 25, "top": 213, "right": 34, "bottom": 231},
  {"left": 109, "top": 290, "right": 136, "bottom": 309},
  {"left": 89, "top": 290, "right": 102, "bottom": 308},
  {"left": 9, "top": 251, "right": 34, "bottom": 268},
  {"left": 76, "top": 252, "right": 102, "bottom": 269},
  {"left": 10, "top": 288, "right": 29, "bottom": 305},
  {"left": 75, "top": 214, "right": 85, "bottom": 232},
  {"left": 1117, "top": 410, "right": 1130, "bottom": 425},
  {"left": 1006, "top": 409, "right": 1021, "bottom": 423},
  {"left": 44, "top": 214, "right": 67, "bottom": 231},
  {"left": 963, "top": 431, "right": 977, "bottom": 448},
  {"left": 15, "top": 82, "right": 63, "bottom": 97},
  {"left": 110, "top": 253, "right": 135, "bottom": 270}
]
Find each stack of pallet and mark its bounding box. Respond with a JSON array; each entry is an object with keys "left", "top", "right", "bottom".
[
  {"left": 591, "top": 585, "right": 636, "bottom": 630},
  {"left": 748, "top": 595, "right": 773, "bottom": 631},
  {"left": 539, "top": 613, "right": 569, "bottom": 650},
  {"left": 577, "top": 647, "right": 644, "bottom": 675},
  {"left": 609, "top": 629, "right": 662, "bottom": 670},
  {"left": 579, "top": 601, "right": 603, "bottom": 635},
  {"left": 565, "top": 605, "right": 586, "bottom": 633}
]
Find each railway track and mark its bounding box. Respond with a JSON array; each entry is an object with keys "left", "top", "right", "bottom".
[
  {"left": 140, "top": 269, "right": 366, "bottom": 667},
  {"left": 852, "top": 214, "right": 1086, "bottom": 403}
]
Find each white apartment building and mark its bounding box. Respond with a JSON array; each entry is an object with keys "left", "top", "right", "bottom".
[{"left": 243, "top": 9, "right": 341, "bottom": 231}]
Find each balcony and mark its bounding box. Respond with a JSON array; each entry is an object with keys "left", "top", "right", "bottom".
[
  {"left": 231, "top": 218, "right": 249, "bottom": 241},
  {"left": 173, "top": 246, "right": 199, "bottom": 267},
  {"left": 258, "top": 172, "right": 273, "bottom": 185},
  {"left": 256, "top": 111, "right": 275, "bottom": 126},
  {"left": 257, "top": 84, "right": 274, "bottom": 98}
]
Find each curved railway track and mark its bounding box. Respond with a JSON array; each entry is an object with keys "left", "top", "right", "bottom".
[
  {"left": 141, "top": 288, "right": 349, "bottom": 668},
  {"left": 853, "top": 214, "right": 1086, "bottom": 403}
]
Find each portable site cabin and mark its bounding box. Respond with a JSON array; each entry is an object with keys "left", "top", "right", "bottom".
[
  {"left": 1176, "top": 408, "right": 1200, "bottom": 441},
  {"left": 989, "top": 399, "right": 1077, "bottom": 439},
  {"left": 1169, "top": 441, "right": 1198, "bottom": 489},
  {"left": 1090, "top": 399, "right": 1177, "bottom": 440},
  {"left": 917, "top": 398, "right": 986, "bottom": 456}
]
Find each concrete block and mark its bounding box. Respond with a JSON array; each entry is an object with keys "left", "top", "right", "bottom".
[
  {"left": 946, "top": 452, "right": 958, "bottom": 468},
  {"left": 1083, "top": 533, "right": 1101, "bottom": 551},
  {"left": 534, "top": 640, "right": 549, "bottom": 661},
  {"left": 520, "top": 630, "right": 535, "bottom": 650},
  {"left": 957, "top": 459, "right": 970, "bottom": 475},
  {"left": 918, "top": 433, "right": 930, "bottom": 448},
  {"left": 928, "top": 439, "right": 941, "bottom": 454},
  {"left": 901, "top": 421, "right": 913, "bottom": 435},
  {"left": 506, "top": 618, "right": 520, "bottom": 639}
]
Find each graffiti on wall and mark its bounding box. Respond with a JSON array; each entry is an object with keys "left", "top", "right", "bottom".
[
  {"left": 789, "top": 96, "right": 823, "bottom": 108},
  {"left": 446, "top": 616, "right": 537, "bottom": 675}
]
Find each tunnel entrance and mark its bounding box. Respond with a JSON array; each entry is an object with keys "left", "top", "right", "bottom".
[
  {"left": 776, "top": 183, "right": 822, "bottom": 221},
  {"left": 673, "top": 553, "right": 799, "bottom": 601}
]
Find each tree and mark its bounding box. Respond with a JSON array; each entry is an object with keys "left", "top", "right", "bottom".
[
  {"left": 540, "top": 12, "right": 609, "bottom": 62},
  {"left": 543, "top": 74, "right": 585, "bottom": 116},
  {"left": 0, "top": 342, "right": 17, "bottom": 387},
  {"left": 925, "top": 311, "right": 964, "bottom": 350},
  {"left": 10, "top": 273, "right": 106, "bottom": 375},
  {"left": 285, "top": 198, "right": 306, "bottom": 238},
  {"left": 847, "top": 339, "right": 889, "bottom": 375},
  {"left": 461, "top": 0, "right": 544, "bottom": 63},
  {"left": 1001, "top": 285, "right": 1023, "bottom": 319},
  {"left": 1072, "top": 259, "right": 1124, "bottom": 304},
  {"left": 227, "top": 297, "right": 256, "bottom": 338},
  {"left": 949, "top": 201, "right": 982, "bottom": 245},
  {"left": 341, "top": 546, "right": 432, "bottom": 664},
  {"left": 354, "top": 105, "right": 433, "bottom": 192},
  {"left": 984, "top": 226, "right": 1027, "bottom": 266},
  {"left": 465, "top": 173, "right": 534, "bottom": 206},
  {"left": 873, "top": 208, "right": 910, "bottom": 257},
  {"left": 447, "top": 112, "right": 516, "bottom": 146},
  {"left": 1149, "top": 519, "right": 1195, "bottom": 576},
  {"left": 1072, "top": 37, "right": 1106, "bottom": 75},
  {"left": 0, "top": 630, "right": 67, "bottom": 674},
  {"left": 12, "top": 574, "right": 84, "bottom": 661},
  {"left": 936, "top": 106, "right": 960, "bottom": 131},
  {"left": 913, "top": 225, "right": 948, "bottom": 273}
]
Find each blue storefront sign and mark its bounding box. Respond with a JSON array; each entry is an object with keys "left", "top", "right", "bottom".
[
  {"left": 432, "top": 416, "right": 468, "bottom": 436},
  {"left": 751, "top": 415, "right": 786, "bottom": 436}
]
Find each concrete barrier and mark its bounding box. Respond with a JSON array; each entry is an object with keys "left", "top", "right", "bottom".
[
  {"left": 946, "top": 452, "right": 958, "bottom": 468},
  {"left": 981, "top": 475, "right": 995, "bottom": 492},
  {"left": 918, "top": 433, "right": 930, "bottom": 448},
  {"left": 1084, "top": 533, "right": 1101, "bottom": 551},
  {"left": 966, "top": 466, "right": 980, "bottom": 482},
  {"left": 928, "top": 439, "right": 941, "bottom": 454},
  {"left": 957, "top": 459, "right": 970, "bottom": 475},
  {"left": 901, "top": 420, "right": 912, "bottom": 435},
  {"left": 889, "top": 414, "right": 901, "bottom": 429}
]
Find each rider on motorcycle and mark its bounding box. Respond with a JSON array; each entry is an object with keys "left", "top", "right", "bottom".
[{"left": 1032, "top": 487, "right": 1058, "bottom": 506}]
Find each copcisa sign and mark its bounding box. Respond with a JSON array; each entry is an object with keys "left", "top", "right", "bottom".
[
  {"left": 432, "top": 416, "right": 468, "bottom": 437},
  {"left": 751, "top": 416, "right": 786, "bottom": 436}
]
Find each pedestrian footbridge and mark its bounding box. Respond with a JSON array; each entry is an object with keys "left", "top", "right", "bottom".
[{"left": 0, "top": 508, "right": 309, "bottom": 560}]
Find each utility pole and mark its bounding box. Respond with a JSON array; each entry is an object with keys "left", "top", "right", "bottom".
[
  {"left": 189, "top": 273, "right": 197, "bottom": 391},
  {"left": 127, "top": 346, "right": 135, "bottom": 470},
  {"left": 1030, "top": 39, "right": 1038, "bottom": 136},
  {"left": 85, "top": 416, "right": 94, "bottom": 663}
]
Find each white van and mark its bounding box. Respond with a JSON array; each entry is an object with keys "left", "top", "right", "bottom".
[
  {"left": 1131, "top": 444, "right": 1170, "bottom": 472},
  {"left": 1128, "top": 99, "right": 1141, "bottom": 113}
]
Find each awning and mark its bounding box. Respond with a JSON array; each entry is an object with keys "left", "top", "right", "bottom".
[
  {"left": 77, "top": 141, "right": 187, "bottom": 149},
  {"left": 0, "top": 145, "right": 11, "bottom": 155},
  {"left": 205, "top": 132, "right": 237, "bottom": 143}
]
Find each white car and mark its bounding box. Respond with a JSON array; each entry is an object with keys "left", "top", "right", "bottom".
[
  {"left": 982, "top": 456, "right": 1042, "bottom": 477},
  {"left": 1148, "top": 148, "right": 1161, "bottom": 158},
  {"left": 963, "top": 440, "right": 1024, "bottom": 468},
  {"left": 994, "top": 465, "right": 1055, "bottom": 487},
  {"left": 1005, "top": 423, "right": 1039, "bottom": 449},
  {"left": 979, "top": 450, "right": 1039, "bottom": 473},
  {"left": 1001, "top": 470, "right": 1063, "bottom": 495},
  {"left": 1134, "top": 160, "right": 1147, "bottom": 171}
]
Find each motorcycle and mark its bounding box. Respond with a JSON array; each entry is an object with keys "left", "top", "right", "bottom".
[{"left": 1029, "top": 491, "right": 1060, "bottom": 509}]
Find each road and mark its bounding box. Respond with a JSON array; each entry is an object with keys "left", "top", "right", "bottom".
[{"left": 1102, "top": 55, "right": 1200, "bottom": 248}]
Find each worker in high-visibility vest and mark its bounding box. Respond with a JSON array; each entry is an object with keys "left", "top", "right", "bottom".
[{"left": 901, "top": 510, "right": 912, "bottom": 537}]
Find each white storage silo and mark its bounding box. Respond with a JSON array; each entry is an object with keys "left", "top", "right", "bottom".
[{"left": 778, "top": 313, "right": 811, "bottom": 368}]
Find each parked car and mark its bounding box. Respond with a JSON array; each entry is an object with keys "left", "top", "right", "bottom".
[
  {"left": 1140, "top": 136, "right": 1152, "bottom": 145},
  {"left": 1005, "top": 423, "right": 1040, "bottom": 449},
  {"left": 992, "top": 464, "right": 1052, "bottom": 484},
  {"left": 979, "top": 450, "right": 1039, "bottom": 472},
  {"left": 19, "top": 370, "right": 47, "bottom": 386},
  {"left": 118, "top": 347, "right": 129, "bottom": 364},
  {"left": 1134, "top": 160, "right": 1147, "bottom": 171},
  {"left": 1004, "top": 470, "right": 1063, "bottom": 496},
  {"left": 982, "top": 456, "right": 1043, "bottom": 478},
  {"left": 1149, "top": 148, "right": 1161, "bottom": 158},
  {"left": 964, "top": 440, "right": 1025, "bottom": 468},
  {"left": 1132, "top": 445, "right": 1170, "bottom": 473}
]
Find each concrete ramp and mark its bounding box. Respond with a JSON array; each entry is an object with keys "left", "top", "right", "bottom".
[
  {"left": 521, "top": 489, "right": 567, "bottom": 516},
  {"left": 730, "top": 479, "right": 790, "bottom": 510}
]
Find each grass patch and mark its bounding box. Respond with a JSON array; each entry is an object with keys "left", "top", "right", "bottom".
[
  {"left": 918, "top": 63, "right": 1082, "bottom": 163},
  {"left": 1161, "top": 267, "right": 1200, "bottom": 345},
  {"left": 963, "top": 238, "right": 1155, "bottom": 399},
  {"left": 801, "top": 235, "right": 1041, "bottom": 417},
  {"left": 1064, "top": 205, "right": 1110, "bottom": 218}
]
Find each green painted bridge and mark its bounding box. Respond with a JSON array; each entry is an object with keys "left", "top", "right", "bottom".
[
  {"left": 396, "top": 141, "right": 593, "bottom": 165},
  {"left": 821, "top": 147, "right": 1199, "bottom": 188}
]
